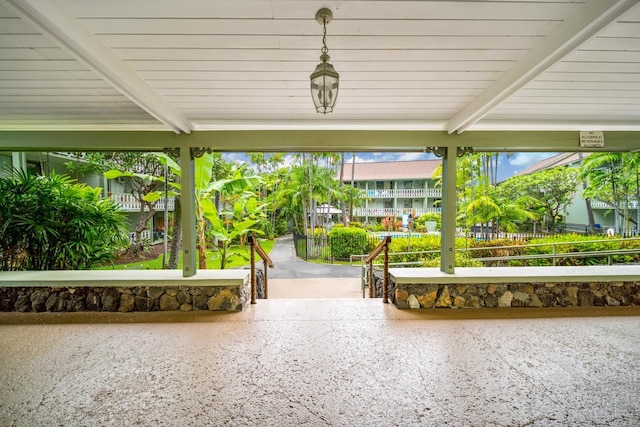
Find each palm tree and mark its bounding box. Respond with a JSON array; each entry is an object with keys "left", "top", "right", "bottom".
[{"left": 580, "top": 153, "right": 624, "bottom": 234}]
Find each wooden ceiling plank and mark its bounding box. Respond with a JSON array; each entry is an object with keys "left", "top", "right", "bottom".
[
  {"left": 446, "top": 0, "right": 640, "bottom": 134},
  {"left": 4, "top": 0, "right": 191, "bottom": 133},
  {"left": 98, "top": 34, "right": 543, "bottom": 50},
  {"left": 61, "top": 0, "right": 582, "bottom": 21},
  {"left": 127, "top": 60, "right": 515, "bottom": 73},
  {"left": 80, "top": 18, "right": 560, "bottom": 37},
  {"left": 113, "top": 48, "right": 527, "bottom": 62}
]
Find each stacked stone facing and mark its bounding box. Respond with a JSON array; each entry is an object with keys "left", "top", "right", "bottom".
[
  {"left": 0, "top": 284, "right": 251, "bottom": 312},
  {"left": 392, "top": 280, "right": 640, "bottom": 309}
]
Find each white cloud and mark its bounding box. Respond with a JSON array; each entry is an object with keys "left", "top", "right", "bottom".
[
  {"left": 395, "top": 152, "right": 434, "bottom": 162},
  {"left": 508, "top": 152, "right": 555, "bottom": 167},
  {"left": 222, "top": 152, "right": 247, "bottom": 164},
  {"left": 346, "top": 152, "right": 436, "bottom": 163}
]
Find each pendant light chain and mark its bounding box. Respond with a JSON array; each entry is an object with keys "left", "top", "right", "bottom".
[
  {"left": 321, "top": 18, "right": 328, "bottom": 56},
  {"left": 310, "top": 8, "right": 339, "bottom": 114}
]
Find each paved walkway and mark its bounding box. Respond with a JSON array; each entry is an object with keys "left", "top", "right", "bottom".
[
  {"left": 266, "top": 234, "right": 362, "bottom": 298},
  {"left": 268, "top": 234, "right": 360, "bottom": 279},
  {"left": 1, "top": 303, "right": 639, "bottom": 426}
]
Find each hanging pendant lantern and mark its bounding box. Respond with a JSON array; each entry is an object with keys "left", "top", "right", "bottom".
[{"left": 310, "top": 8, "right": 339, "bottom": 114}]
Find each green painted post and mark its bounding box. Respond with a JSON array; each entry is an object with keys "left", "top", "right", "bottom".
[
  {"left": 440, "top": 147, "right": 457, "bottom": 274},
  {"left": 180, "top": 146, "right": 197, "bottom": 277}
]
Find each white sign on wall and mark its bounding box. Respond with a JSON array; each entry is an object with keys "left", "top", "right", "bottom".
[{"left": 579, "top": 131, "right": 605, "bottom": 148}]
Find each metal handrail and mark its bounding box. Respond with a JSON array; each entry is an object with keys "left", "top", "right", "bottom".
[
  {"left": 353, "top": 236, "right": 640, "bottom": 285},
  {"left": 464, "top": 236, "right": 640, "bottom": 253},
  {"left": 473, "top": 248, "right": 640, "bottom": 266},
  {"left": 249, "top": 235, "right": 274, "bottom": 304},
  {"left": 363, "top": 236, "right": 391, "bottom": 302}
]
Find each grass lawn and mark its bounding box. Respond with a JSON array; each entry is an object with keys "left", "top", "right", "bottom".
[{"left": 99, "top": 240, "right": 275, "bottom": 270}]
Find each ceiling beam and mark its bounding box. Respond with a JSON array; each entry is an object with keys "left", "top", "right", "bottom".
[
  {"left": 0, "top": 130, "right": 638, "bottom": 153},
  {"left": 446, "top": 0, "right": 640, "bottom": 134},
  {"left": 3, "top": 0, "right": 192, "bottom": 134}
]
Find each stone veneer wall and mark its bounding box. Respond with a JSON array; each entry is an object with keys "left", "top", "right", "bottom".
[
  {"left": 0, "top": 268, "right": 267, "bottom": 313},
  {"left": 0, "top": 284, "right": 251, "bottom": 313},
  {"left": 372, "top": 270, "right": 640, "bottom": 309}
]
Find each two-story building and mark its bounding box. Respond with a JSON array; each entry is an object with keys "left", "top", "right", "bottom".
[
  {"left": 345, "top": 159, "right": 442, "bottom": 223},
  {"left": 0, "top": 151, "right": 174, "bottom": 242},
  {"left": 516, "top": 152, "right": 638, "bottom": 234}
]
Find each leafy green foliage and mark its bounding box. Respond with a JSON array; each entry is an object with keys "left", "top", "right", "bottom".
[
  {"left": 387, "top": 235, "right": 441, "bottom": 264},
  {"left": 497, "top": 167, "right": 578, "bottom": 232},
  {"left": 0, "top": 171, "right": 128, "bottom": 270},
  {"left": 328, "top": 227, "right": 368, "bottom": 260},
  {"left": 466, "top": 238, "right": 528, "bottom": 259},
  {"left": 68, "top": 152, "right": 168, "bottom": 246},
  {"left": 524, "top": 234, "right": 640, "bottom": 266},
  {"left": 413, "top": 212, "right": 441, "bottom": 231},
  {"left": 422, "top": 252, "right": 482, "bottom": 268}
]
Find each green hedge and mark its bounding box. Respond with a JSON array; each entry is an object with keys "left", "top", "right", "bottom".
[{"left": 329, "top": 227, "right": 368, "bottom": 260}]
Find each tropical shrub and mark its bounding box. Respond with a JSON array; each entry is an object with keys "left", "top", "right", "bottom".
[
  {"left": 422, "top": 252, "right": 482, "bottom": 268},
  {"left": 525, "top": 234, "right": 640, "bottom": 266},
  {"left": 0, "top": 171, "right": 128, "bottom": 270},
  {"left": 388, "top": 235, "right": 441, "bottom": 264},
  {"left": 329, "top": 227, "right": 368, "bottom": 260},
  {"left": 465, "top": 238, "right": 528, "bottom": 259}
]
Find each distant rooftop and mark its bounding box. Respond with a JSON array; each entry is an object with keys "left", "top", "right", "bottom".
[
  {"left": 516, "top": 152, "right": 591, "bottom": 176},
  {"left": 341, "top": 160, "right": 441, "bottom": 182}
]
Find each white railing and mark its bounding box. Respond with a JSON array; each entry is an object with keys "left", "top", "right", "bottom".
[
  {"left": 355, "top": 207, "right": 441, "bottom": 217},
  {"left": 109, "top": 193, "right": 175, "bottom": 212},
  {"left": 366, "top": 188, "right": 441, "bottom": 198},
  {"left": 128, "top": 230, "right": 152, "bottom": 243},
  {"left": 590, "top": 200, "right": 639, "bottom": 209}
]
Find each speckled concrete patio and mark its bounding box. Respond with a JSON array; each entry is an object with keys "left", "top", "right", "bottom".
[{"left": 1, "top": 300, "right": 639, "bottom": 426}]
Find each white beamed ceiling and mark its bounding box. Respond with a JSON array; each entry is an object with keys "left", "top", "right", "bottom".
[{"left": 0, "top": 0, "right": 639, "bottom": 132}]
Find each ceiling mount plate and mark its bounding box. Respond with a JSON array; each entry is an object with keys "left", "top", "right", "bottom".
[{"left": 315, "top": 8, "right": 333, "bottom": 25}]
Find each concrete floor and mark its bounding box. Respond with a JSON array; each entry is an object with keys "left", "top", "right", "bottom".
[
  {"left": 268, "top": 278, "right": 363, "bottom": 299},
  {"left": 1, "top": 301, "right": 640, "bottom": 426}
]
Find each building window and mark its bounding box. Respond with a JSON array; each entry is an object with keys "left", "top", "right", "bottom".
[
  {"left": 383, "top": 198, "right": 393, "bottom": 209},
  {"left": 0, "top": 155, "right": 10, "bottom": 178}
]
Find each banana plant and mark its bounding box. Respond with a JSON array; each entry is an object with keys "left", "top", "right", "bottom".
[{"left": 145, "top": 152, "right": 263, "bottom": 269}]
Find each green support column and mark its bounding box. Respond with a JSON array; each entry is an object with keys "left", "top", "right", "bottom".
[
  {"left": 180, "top": 146, "right": 197, "bottom": 277},
  {"left": 440, "top": 146, "right": 457, "bottom": 274}
]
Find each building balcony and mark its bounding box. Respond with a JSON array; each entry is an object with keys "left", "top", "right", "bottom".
[
  {"left": 590, "top": 200, "right": 639, "bottom": 209},
  {"left": 109, "top": 193, "right": 175, "bottom": 212},
  {"left": 366, "top": 188, "right": 441, "bottom": 198},
  {"left": 355, "top": 207, "right": 441, "bottom": 218}
]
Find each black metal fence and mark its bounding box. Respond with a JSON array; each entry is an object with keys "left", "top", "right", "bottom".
[
  {"left": 292, "top": 231, "right": 381, "bottom": 262},
  {"left": 293, "top": 231, "right": 331, "bottom": 262}
]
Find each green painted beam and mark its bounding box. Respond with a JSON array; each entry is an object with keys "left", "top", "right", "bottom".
[
  {"left": 0, "top": 131, "right": 185, "bottom": 152},
  {"left": 0, "top": 130, "right": 637, "bottom": 153}
]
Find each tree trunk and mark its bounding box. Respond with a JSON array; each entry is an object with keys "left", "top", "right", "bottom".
[
  {"left": 198, "top": 213, "right": 208, "bottom": 269},
  {"left": 613, "top": 180, "right": 621, "bottom": 234},
  {"left": 168, "top": 196, "right": 181, "bottom": 269},
  {"left": 578, "top": 153, "right": 596, "bottom": 232},
  {"left": 636, "top": 173, "right": 640, "bottom": 235},
  {"left": 339, "top": 153, "right": 347, "bottom": 224},
  {"left": 349, "top": 153, "right": 356, "bottom": 221}
]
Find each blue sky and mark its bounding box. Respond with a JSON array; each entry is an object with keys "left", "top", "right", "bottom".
[
  {"left": 222, "top": 151, "right": 558, "bottom": 182},
  {"left": 344, "top": 152, "right": 558, "bottom": 181}
]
